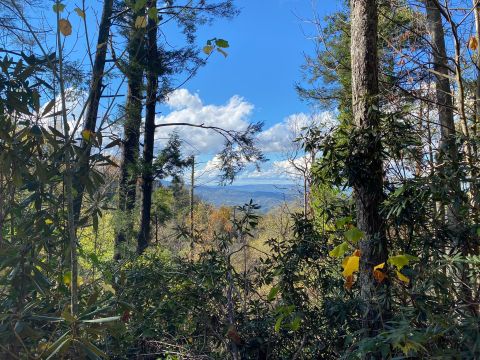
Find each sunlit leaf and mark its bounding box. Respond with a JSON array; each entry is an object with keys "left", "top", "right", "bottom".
[
  {"left": 469, "top": 36, "right": 478, "bottom": 51},
  {"left": 329, "top": 241, "right": 349, "bottom": 258},
  {"left": 388, "top": 254, "right": 418, "bottom": 270},
  {"left": 267, "top": 286, "right": 279, "bottom": 301},
  {"left": 81, "top": 129, "right": 94, "bottom": 142},
  {"left": 82, "top": 316, "right": 120, "bottom": 323},
  {"left": 203, "top": 45, "right": 214, "bottom": 55},
  {"left": 134, "top": 16, "right": 147, "bottom": 29},
  {"left": 74, "top": 7, "right": 85, "bottom": 19},
  {"left": 59, "top": 19, "right": 72, "bottom": 36},
  {"left": 396, "top": 270, "right": 410, "bottom": 283},
  {"left": 63, "top": 271, "right": 71, "bottom": 286},
  {"left": 342, "top": 252, "right": 360, "bottom": 277}
]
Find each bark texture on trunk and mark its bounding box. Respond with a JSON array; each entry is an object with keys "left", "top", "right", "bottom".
[
  {"left": 114, "top": 12, "right": 144, "bottom": 260},
  {"left": 73, "top": 0, "right": 114, "bottom": 221},
  {"left": 423, "top": 0, "right": 461, "bottom": 225},
  {"left": 350, "top": 0, "right": 388, "bottom": 338},
  {"left": 137, "top": 0, "right": 159, "bottom": 255}
]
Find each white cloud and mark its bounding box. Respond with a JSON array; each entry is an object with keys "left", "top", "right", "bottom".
[
  {"left": 165, "top": 89, "right": 202, "bottom": 110},
  {"left": 155, "top": 89, "right": 254, "bottom": 154},
  {"left": 194, "top": 155, "right": 311, "bottom": 185},
  {"left": 258, "top": 111, "right": 336, "bottom": 153}
]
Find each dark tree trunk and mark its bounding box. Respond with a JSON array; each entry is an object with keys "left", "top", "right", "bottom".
[
  {"left": 72, "top": 0, "right": 114, "bottom": 222},
  {"left": 349, "top": 0, "right": 388, "bottom": 339},
  {"left": 423, "top": 0, "right": 461, "bottom": 225},
  {"left": 137, "top": 0, "right": 159, "bottom": 255},
  {"left": 114, "top": 11, "right": 145, "bottom": 260}
]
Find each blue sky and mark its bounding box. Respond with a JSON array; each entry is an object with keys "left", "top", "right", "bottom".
[
  {"left": 154, "top": 0, "right": 342, "bottom": 185},
  {"left": 37, "top": 0, "right": 343, "bottom": 185},
  {"left": 182, "top": 0, "right": 341, "bottom": 128}
]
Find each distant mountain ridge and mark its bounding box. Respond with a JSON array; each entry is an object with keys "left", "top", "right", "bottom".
[{"left": 194, "top": 183, "right": 299, "bottom": 212}]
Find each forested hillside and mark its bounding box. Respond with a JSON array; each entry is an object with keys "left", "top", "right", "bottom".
[{"left": 0, "top": 0, "right": 479, "bottom": 359}]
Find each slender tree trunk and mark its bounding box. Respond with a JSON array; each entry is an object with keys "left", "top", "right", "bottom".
[
  {"left": 72, "top": 0, "right": 114, "bottom": 222},
  {"left": 349, "top": 0, "right": 388, "bottom": 339},
  {"left": 137, "top": 0, "right": 159, "bottom": 255},
  {"left": 473, "top": 0, "right": 480, "bottom": 139},
  {"left": 190, "top": 156, "right": 195, "bottom": 249},
  {"left": 54, "top": 0, "right": 78, "bottom": 316},
  {"left": 423, "top": 0, "right": 461, "bottom": 226},
  {"left": 114, "top": 11, "right": 145, "bottom": 260}
]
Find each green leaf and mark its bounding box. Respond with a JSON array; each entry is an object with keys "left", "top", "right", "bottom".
[
  {"left": 290, "top": 316, "right": 301, "bottom": 331},
  {"left": 267, "top": 286, "right": 279, "bottom": 301},
  {"left": 133, "top": 0, "right": 148, "bottom": 11},
  {"left": 335, "top": 216, "right": 352, "bottom": 228},
  {"left": 147, "top": 7, "right": 158, "bottom": 22},
  {"left": 344, "top": 227, "right": 364, "bottom": 243},
  {"left": 76, "top": 338, "right": 107, "bottom": 359},
  {"left": 42, "top": 99, "right": 55, "bottom": 116},
  {"left": 329, "top": 241, "right": 349, "bottom": 258},
  {"left": 45, "top": 331, "right": 71, "bottom": 359},
  {"left": 388, "top": 254, "right": 418, "bottom": 270},
  {"left": 215, "top": 39, "right": 229, "bottom": 48},
  {"left": 274, "top": 316, "right": 284, "bottom": 332},
  {"left": 53, "top": 3, "right": 66, "bottom": 13}
]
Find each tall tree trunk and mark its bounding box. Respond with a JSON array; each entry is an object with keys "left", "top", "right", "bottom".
[
  {"left": 423, "top": 0, "right": 461, "bottom": 226},
  {"left": 114, "top": 11, "right": 145, "bottom": 260},
  {"left": 72, "top": 0, "right": 114, "bottom": 222},
  {"left": 137, "top": 0, "right": 159, "bottom": 255},
  {"left": 349, "top": 0, "right": 388, "bottom": 338}
]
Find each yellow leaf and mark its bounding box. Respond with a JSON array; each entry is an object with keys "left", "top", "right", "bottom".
[
  {"left": 396, "top": 270, "right": 410, "bottom": 283},
  {"left": 59, "top": 19, "right": 72, "bottom": 36},
  {"left": 81, "top": 129, "right": 94, "bottom": 141},
  {"left": 134, "top": 15, "right": 147, "bottom": 29},
  {"left": 45, "top": 218, "right": 53, "bottom": 225},
  {"left": 63, "top": 271, "right": 71, "bottom": 286},
  {"left": 74, "top": 7, "right": 85, "bottom": 19},
  {"left": 342, "top": 253, "right": 360, "bottom": 277},
  {"left": 203, "top": 45, "right": 213, "bottom": 55},
  {"left": 469, "top": 36, "right": 478, "bottom": 51},
  {"left": 102, "top": 283, "right": 116, "bottom": 294}
]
